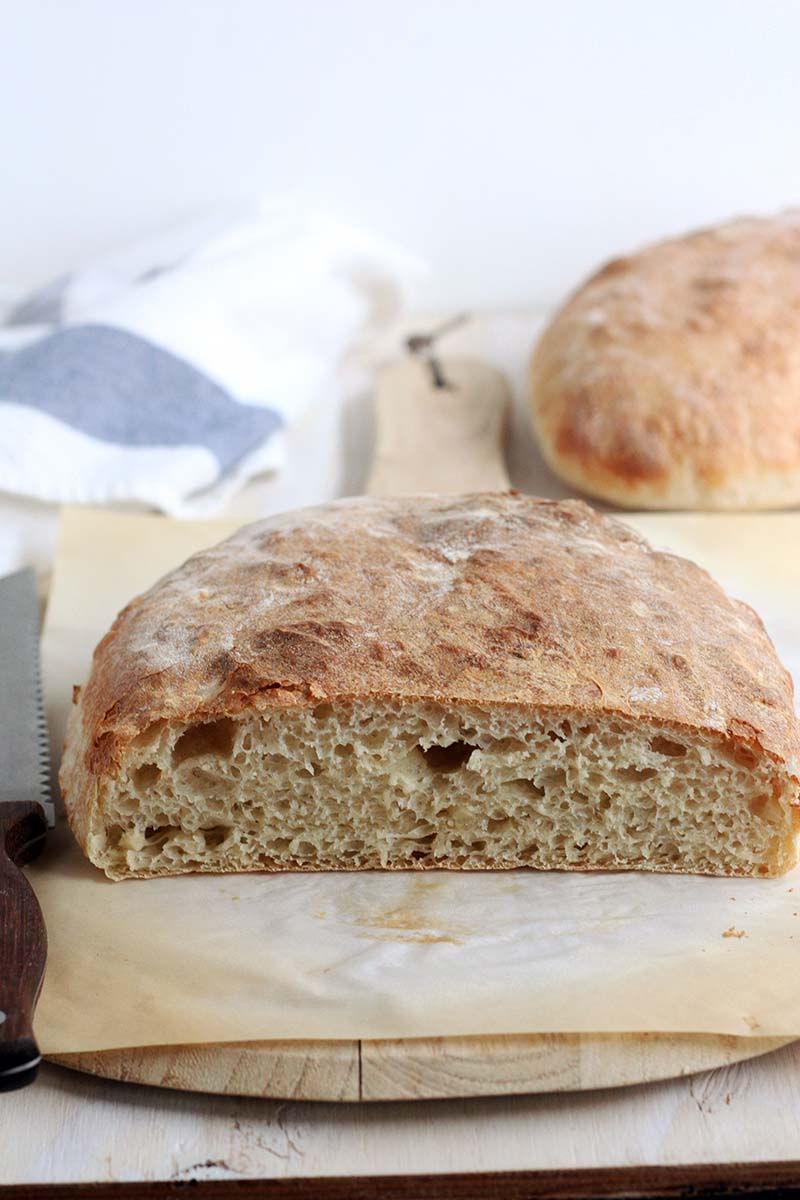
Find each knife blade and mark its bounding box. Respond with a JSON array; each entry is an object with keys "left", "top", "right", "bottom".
[{"left": 0, "top": 568, "right": 51, "bottom": 1091}]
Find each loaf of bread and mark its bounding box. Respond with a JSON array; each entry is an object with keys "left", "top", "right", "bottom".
[
  {"left": 530, "top": 211, "right": 800, "bottom": 509},
  {"left": 60, "top": 494, "right": 800, "bottom": 880}
]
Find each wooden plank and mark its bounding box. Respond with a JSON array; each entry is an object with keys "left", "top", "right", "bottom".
[
  {"left": 360, "top": 1032, "right": 789, "bottom": 1102},
  {"left": 365, "top": 357, "right": 511, "bottom": 495},
  {"left": 48, "top": 1040, "right": 360, "bottom": 1102},
  {"left": 46, "top": 1031, "right": 790, "bottom": 1102}
]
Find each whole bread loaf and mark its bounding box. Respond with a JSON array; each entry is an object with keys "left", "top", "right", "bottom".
[
  {"left": 60, "top": 493, "right": 800, "bottom": 879},
  {"left": 530, "top": 211, "right": 800, "bottom": 509}
]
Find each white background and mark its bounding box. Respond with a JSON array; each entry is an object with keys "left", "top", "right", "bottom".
[{"left": 1, "top": 0, "right": 799, "bottom": 309}]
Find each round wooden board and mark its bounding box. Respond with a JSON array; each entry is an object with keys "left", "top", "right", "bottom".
[{"left": 47, "top": 1033, "right": 793, "bottom": 1103}]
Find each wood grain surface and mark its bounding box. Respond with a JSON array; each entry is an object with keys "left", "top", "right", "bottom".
[
  {"left": 47, "top": 1031, "right": 790, "bottom": 1102},
  {"left": 365, "top": 356, "right": 511, "bottom": 495}
]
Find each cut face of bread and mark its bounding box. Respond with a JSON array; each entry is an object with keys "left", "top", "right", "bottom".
[
  {"left": 84, "top": 702, "right": 798, "bottom": 879},
  {"left": 60, "top": 494, "right": 800, "bottom": 879}
]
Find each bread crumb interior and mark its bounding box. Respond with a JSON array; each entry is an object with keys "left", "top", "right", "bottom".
[{"left": 87, "top": 701, "right": 799, "bottom": 879}]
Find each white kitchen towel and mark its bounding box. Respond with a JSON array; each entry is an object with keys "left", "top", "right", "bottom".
[{"left": 0, "top": 204, "right": 423, "bottom": 516}]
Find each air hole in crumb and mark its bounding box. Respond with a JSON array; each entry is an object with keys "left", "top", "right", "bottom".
[
  {"left": 730, "top": 744, "right": 759, "bottom": 769},
  {"left": 489, "top": 736, "right": 526, "bottom": 753},
  {"left": 487, "top": 817, "right": 510, "bottom": 832},
  {"left": 107, "top": 824, "right": 124, "bottom": 847},
  {"left": 143, "top": 824, "right": 179, "bottom": 843},
  {"left": 131, "top": 762, "right": 161, "bottom": 789},
  {"left": 131, "top": 720, "right": 167, "bottom": 750},
  {"left": 173, "top": 717, "right": 237, "bottom": 765},
  {"left": 616, "top": 765, "right": 658, "bottom": 781},
  {"left": 417, "top": 741, "right": 475, "bottom": 772},
  {"left": 748, "top": 792, "right": 771, "bottom": 816},
  {"left": 650, "top": 736, "right": 687, "bottom": 758},
  {"left": 202, "top": 825, "right": 231, "bottom": 849},
  {"left": 510, "top": 779, "right": 546, "bottom": 798}
]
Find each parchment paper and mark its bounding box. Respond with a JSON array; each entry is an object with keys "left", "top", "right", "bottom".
[{"left": 32, "top": 507, "right": 800, "bottom": 1054}]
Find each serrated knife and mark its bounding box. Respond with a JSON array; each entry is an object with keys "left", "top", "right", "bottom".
[{"left": 0, "top": 568, "right": 53, "bottom": 1091}]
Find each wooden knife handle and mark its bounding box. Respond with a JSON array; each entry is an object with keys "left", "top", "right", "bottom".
[
  {"left": 366, "top": 356, "right": 511, "bottom": 496},
  {"left": 0, "top": 801, "right": 47, "bottom": 1091}
]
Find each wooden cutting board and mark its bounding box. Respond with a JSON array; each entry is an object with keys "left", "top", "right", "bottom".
[
  {"left": 46, "top": 354, "right": 795, "bottom": 1100},
  {"left": 48, "top": 1033, "right": 789, "bottom": 1102}
]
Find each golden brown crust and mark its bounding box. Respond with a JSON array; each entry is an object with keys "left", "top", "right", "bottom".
[
  {"left": 529, "top": 211, "right": 800, "bottom": 509},
  {"left": 60, "top": 493, "right": 800, "bottom": 851}
]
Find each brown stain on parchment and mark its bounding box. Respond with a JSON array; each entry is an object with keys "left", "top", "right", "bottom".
[
  {"left": 315, "top": 871, "right": 525, "bottom": 946},
  {"left": 337, "top": 874, "right": 475, "bottom": 946},
  {"left": 357, "top": 930, "right": 464, "bottom": 946}
]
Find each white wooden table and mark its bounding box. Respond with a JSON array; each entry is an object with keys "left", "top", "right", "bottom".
[
  {"left": 4, "top": 312, "right": 800, "bottom": 1191},
  {"left": 4, "top": 1042, "right": 800, "bottom": 1186}
]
